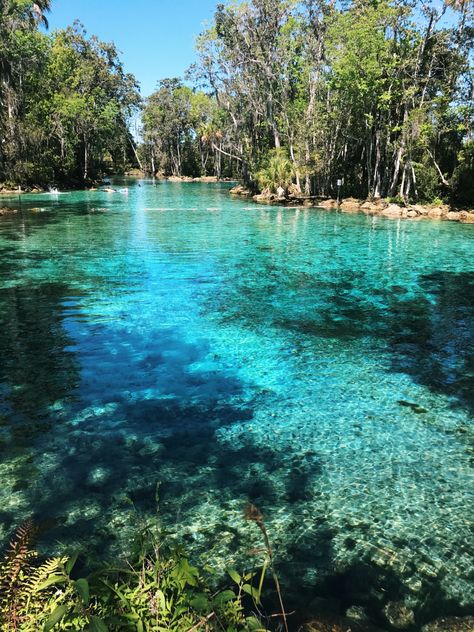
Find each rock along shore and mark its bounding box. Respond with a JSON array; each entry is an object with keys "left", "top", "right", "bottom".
[{"left": 229, "top": 186, "right": 474, "bottom": 224}]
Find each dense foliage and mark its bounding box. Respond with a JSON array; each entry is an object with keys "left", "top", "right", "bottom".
[
  {"left": 0, "top": 522, "right": 267, "bottom": 631},
  {"left": 0, "top": 1, "right": 140, "bottom": 187},
  {"left": 142, "top": 0, "right": 473, "bottom": 203}
]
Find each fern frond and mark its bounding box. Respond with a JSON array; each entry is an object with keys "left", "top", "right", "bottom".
[
  {"left": 0, "top": 520, "right": 37, "bottom": 597},
  {"left": 22, "top": 556, "right": 68, "bottom": 600}
]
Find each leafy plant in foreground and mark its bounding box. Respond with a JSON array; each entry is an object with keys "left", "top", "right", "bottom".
[{"left": 0, "top": 522, "right": 267, "bottom": 631}]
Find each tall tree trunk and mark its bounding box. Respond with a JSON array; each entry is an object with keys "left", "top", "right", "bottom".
[
  {"left": 372, "top": 131, "right": 382, "bottom": 198},
  {"left": 83, "top": 136, "right": 88, "bottom": 181}
]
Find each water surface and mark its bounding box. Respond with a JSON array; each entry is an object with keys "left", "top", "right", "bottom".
[{"left": 0, "top": 181, "right": 472, "bottom": 625}]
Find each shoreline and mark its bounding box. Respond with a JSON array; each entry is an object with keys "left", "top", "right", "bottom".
[
  {"left": 0, "top": 175, "right": 237, "bottom": 196},
  {"left": 230, "top": 185, "right": 474, "bottom": 224}
]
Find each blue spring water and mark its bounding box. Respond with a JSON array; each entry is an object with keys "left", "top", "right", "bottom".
[{"left": 0, "top": 180, "right": 472, "bottom": 624}]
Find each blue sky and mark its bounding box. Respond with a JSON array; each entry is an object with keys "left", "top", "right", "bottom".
[{"left": 48, "top": 0, "right": 219, "bottom": 97}]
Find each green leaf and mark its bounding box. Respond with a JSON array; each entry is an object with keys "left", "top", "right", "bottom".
[
  {"left": 37, "top": 574, "right": 67, "bottom": 591},
  {"left": 88, "top": 617, "right": 109, "bottom": 632},
  {"left": 213, "top": 589, "right": 236, "bottom": 605},
  {"left": 175, "top": 556, "right": 199, "bottom": 586},
  {"left": 228, "top": 569, "right": 241, "bottom": 585},
  {"left": 156, "top": 589, "right": 167, "bottom": 613},
  {"left": 75, "top": 578, "right": 90, "bottom": 606},
  {"left": 190, "top": 593, "right": 210, "bottom": 612},
  {"left": 65, "top": 551, "right": 79, "bottom": 575},
  {"left": 245, "top": 616, "right": 266, "bottom": 631},
  {"left": 242, "top": 583, "right": 261, "bottom": 604},
  {"left": 43, "top": 604, "right": 68, "bottom": 631}
]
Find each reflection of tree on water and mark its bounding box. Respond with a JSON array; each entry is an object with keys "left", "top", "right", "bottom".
[{"left": 0, "top": 283, "right": 79, "bottom": 417}]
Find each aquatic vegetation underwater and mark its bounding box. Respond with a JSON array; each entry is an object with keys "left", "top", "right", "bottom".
[{"left": 0, "top": 181, "right": 472, "bottom": 628}]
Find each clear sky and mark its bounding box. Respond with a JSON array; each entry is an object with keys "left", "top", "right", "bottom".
[{"left": 47, "top": 0, "right": 219, "bottom": 97}]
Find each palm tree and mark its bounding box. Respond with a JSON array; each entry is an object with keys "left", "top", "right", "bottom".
[{"left": 256, "top": 149, "right": 295, "bottom": 195}]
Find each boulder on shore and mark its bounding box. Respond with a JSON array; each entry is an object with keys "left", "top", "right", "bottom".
[
  {"left": 446, "top": 211, "right": 461, "bottom": 221},
  {"left": 427, "top": 207, "right": 445, "bottom": 219},
  {"left": 360, "top": 200, "right": 388, "bottom": 213},
  {"left": 381, "top": 204, "right": 407, "bottom": 218},
  {"left": 229, "top": 184, "right": 253, "bottom": 197},
  {"left": 318, "top": 198, "right": 338, "bottom": 209},
  {"left": 459, "top": 211, "right": 474, "bottom": 224},
  {"left": 167, "top": 175, "right": 193, "bottom": 182},
  {"left": 340, "top": 197, "right": 361, "bottom": 212},
  {"left": 408, "top": 204, "right": 429, "bottom": 215}
]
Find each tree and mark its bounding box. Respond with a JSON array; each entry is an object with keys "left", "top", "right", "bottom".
[
  {"left": 191, "top": 0, "right": 474, "bottom": 203},
  {"left": 141, "top": 79, "right": 232, "bottom": 178},
  {"left": 0, "top": 11, "right": 141, "bottom": 187}
]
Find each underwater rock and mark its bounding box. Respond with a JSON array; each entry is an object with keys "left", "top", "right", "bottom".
[
  {"left": 421, "top": 616, "right": 474, "bottom": 632},
  {"left": 86, "top": 466, "right": 112, "bottom": 488},
  {"left": 305, "top": 611, "right": 386, "bottom": 632},
  {"left": 346, "top": 605, "right": 370, "bottom": 622},
  {"left": 383, "top": 601, "right": 415, "bottom": 629}
]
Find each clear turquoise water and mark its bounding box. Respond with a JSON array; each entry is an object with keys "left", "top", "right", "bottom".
[{"left": 0, "top": 181, "right": 472, "bottom": 625}]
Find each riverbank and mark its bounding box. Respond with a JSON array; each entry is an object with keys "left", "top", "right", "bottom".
[{"left": 230, "top": 186, "right": 474, "bottom": 224}]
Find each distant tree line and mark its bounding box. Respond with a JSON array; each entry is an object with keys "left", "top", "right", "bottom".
[
  {"left": 141, "top": 0, "right": 474, "bottom": 204},
  {"left": 0, "top": 1, "right": 140, "bottom": 188}
]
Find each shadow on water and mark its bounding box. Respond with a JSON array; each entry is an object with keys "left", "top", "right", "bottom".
[
  {"left": 0, "top": 283, "right": 80, "bottom": 416},
  {"left": 0, "top": 278, "right": 336, "bottom": 621},
  {"left": 391, "top": 270, "right": 474, "bottom": 413},
  {"left": 221, "top": 263, "right": 474, "bottom": 414}
]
